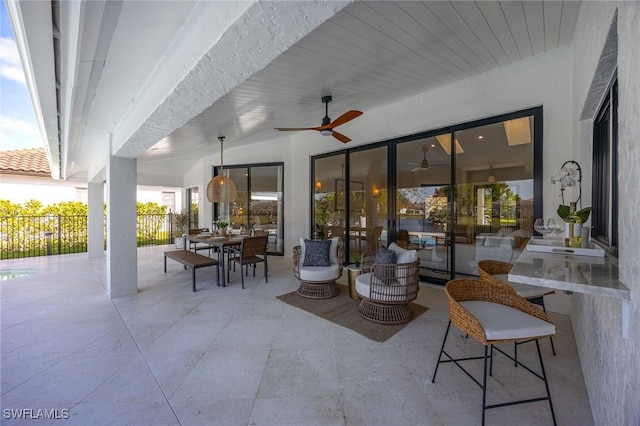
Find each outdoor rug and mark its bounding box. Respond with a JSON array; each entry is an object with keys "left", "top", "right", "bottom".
[{"left": 276, "top": 285, "right": 428, "bottom": 343}]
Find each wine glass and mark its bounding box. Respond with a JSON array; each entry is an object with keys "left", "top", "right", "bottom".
[
  {"left": 547, "top": 218, "right": 563, "bottom": 244},
  {"left": 534, "top": 218, "right": 553, "bottom": 244}
]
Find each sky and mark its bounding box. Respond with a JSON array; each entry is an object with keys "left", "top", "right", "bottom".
[{"left": 0, "top": 1, "right": 41, "bottom": 151}]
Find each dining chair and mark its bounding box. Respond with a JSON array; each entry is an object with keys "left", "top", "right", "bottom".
[
  {"left": 396, "top": 229, "right": 421, "bottom": 250},
  {"left": 477, "top": 259, "right": 556, "bottom": 361},
  {"left": 364, "top": 225, "right": 383, "bottom": 251},
  {"left": 226, "top": 235, "right": 268, "bottom": 289},
  {"left": 432, "top": 278, "right": 557, "bottom": 425},
  {"left": 188, "top": 228, "right": 213, "bottom": 255}
]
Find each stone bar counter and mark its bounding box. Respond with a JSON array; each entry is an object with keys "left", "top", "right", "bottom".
[{"left": 508, "top": 238, "right": 631, "bottom": 338}]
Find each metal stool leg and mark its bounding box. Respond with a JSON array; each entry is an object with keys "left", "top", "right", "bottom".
[{"left": 431, "top": 321, "right": 452, "bottom": 383}]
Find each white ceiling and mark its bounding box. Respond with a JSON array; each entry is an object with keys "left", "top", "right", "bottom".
[{"left": 13, "top": 1, "right": 581, "bottom": 182}]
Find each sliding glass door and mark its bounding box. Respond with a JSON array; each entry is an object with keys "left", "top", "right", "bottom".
[
  {"left": 396, "top": 134, "right": 452, "bottom": 280},
  {"left": 349, "top": 147, "right": 388, "bottom": 258},
  {"left": 312, "top": 108, "right": 540, "bottom": 283},
  {"left": 450, "top": 116, "right": 535, "bottom": 279},
  {"left": 214, "top": 162, "right": 284, "bottom": 255}
]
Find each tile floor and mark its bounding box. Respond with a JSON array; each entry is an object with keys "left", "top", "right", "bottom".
[{"left": 1, "top": 246, "right": 593, "bottom": 425}]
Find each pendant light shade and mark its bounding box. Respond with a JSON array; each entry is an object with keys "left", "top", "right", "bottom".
[
  {"left": 487, "top": 166, "right": 496, "bottom": 183},
  {"left": 206, "top": 136, "right": 237, "bottom": 203}
]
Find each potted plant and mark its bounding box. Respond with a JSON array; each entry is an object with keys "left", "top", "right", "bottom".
[
  {"left": 173, "top": 212, "right": 190, "bottom": 248},
  {"left": 352, "top": 252, "right": 361, "bottom": 267},
  {"left": 215, "top": 219, "right": 230, "bottom": 236},
  {"left": 551, "top": 161, "right": 591, "bottom": 246}
]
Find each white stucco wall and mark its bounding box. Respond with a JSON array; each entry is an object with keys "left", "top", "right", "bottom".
[
  {"left": 187, "top": 13, "right": 640, "bottom": 420},
  {"left": 192, "top": 46, "right": 578, "bottom": 312},
  {"left": 571, "top": 3, "right": 640, "bottom": 425}
]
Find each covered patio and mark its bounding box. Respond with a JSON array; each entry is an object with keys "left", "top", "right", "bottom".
[
  {"left": 1, "top": 247, "right": 592, "bottom": 425},
  {"left": 4, "top": 1, "right": 639, "bottom": 424}
]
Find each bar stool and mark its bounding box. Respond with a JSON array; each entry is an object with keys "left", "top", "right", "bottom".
[
  {"left": 478, "top": 259, "right": 556, "bottom": 361},
  {"left": 432, "top": 278, "right": 557, "bottom": 425}
]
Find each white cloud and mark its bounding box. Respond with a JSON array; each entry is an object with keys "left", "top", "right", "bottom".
[
  {"left": 0, "top": 37, "right": 26, "bottom": 85},
  {"left": 0, "top": 114, "right": 38, "bottom": 135},
  {"left": 0, "top": 114, "right": 42, "bottom": 150}
]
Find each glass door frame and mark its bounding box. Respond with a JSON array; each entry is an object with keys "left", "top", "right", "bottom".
[
  {"left": 212, "top": 161, "right": 285, "bottom": 256},
  {"left": 310, "top": 106, "right": 543, "bottom": 280}
]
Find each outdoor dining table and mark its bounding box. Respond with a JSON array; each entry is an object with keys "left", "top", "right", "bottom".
[{"left": 184, "top": 235, "right": 242, "bottom": 286}]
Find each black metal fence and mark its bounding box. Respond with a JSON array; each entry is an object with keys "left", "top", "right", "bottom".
[{"left": 1, "top": 214, "right": 180, "bottom": 260}]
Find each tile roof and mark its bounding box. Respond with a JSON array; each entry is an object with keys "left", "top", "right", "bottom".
[{"left": 0, "top": 148, "right": 51, "bottom": 176}]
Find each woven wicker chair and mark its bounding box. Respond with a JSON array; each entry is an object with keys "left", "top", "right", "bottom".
[
  {"left": 293, "top": 237, "right": 343, "bottom": 299},
  {"left": 477, "top": 259, "right": 556, "bottom": 358},
  {"left": 355, "top": 250, "right": 420, "bottom": 324},
  {"left": 432, "top": 278, "right": 557, "bottom": 425}
]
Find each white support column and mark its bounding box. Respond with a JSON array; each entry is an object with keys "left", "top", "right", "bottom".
[
  {"left": 87, "top": 182, "right": 104, "bottom": 258},
  {"left": 106, "top": 155, "right": 137, "bottom": 298}
]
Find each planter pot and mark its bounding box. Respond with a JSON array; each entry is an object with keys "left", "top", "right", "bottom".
[{"left": 175, "top": 237, "right": 185, "bottom": 249}]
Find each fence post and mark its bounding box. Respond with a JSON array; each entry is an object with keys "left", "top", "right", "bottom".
[
  {"left": 57, "top": 215, "right": 62, "bottom": 254},
  {"left": 45, "top": 232, "right": 53, "bottom": 255},
  {"left": 169, "top": 212, "right": 174, "bottom": 245}
]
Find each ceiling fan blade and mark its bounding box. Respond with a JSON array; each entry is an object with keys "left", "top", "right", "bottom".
[
  {"left": 332, "top": 130, "right": 351, "bottom": 143},
  {"left": 411, "top": 166, "right": 423, "bottom": 172},
  {"left": 274, "top": 127, "right": 321, "bottom": 131},
  {"left": 407, "top": 162, "right": 421, "bottom": 166},
  {"left": 323, "top": 110, "right": 363, "bottom": 129}
]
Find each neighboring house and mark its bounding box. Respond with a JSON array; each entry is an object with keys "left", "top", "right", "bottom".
[{"left": 0, "top": 148, "right": 182, "bottom": 209}]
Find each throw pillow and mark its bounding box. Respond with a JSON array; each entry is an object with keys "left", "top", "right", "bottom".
[
  {"left": 373, "top": 247, "right": 397, "bottom": 282},
  {"left": 388, "top": 242, "right": 419, "bottom": 264},
  {"left": 303, "top": 239, "right": 331, "bottom": 267}
]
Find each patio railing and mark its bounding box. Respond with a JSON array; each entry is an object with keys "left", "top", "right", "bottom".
[{"left": 1, "top": 214, "right": 180, "bottom": 260}]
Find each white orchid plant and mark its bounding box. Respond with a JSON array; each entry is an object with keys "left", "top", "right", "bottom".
[{"left": 550, "top": 160, "right": 591, "bottom": 223}]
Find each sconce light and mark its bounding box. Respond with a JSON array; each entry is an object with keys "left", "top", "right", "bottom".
[
  {"left": 315, "top": 181, "right": 322, "bottom": 191},
  {"left": 372, "top": 187, "right": 380, "bottom": 198}
]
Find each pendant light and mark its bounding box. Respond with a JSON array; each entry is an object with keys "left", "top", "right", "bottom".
[
  {"left": 487, "top": 166, "right": 496, "bottom": 183},
  {"left": 206, "top": 136, "right": 237, "bottom": 203}
]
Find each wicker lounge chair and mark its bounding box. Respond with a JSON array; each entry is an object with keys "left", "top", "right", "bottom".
[
  {"left": 355, "top": 243, "right": 420, "bottom": 324},
  {"left": 293, "top": 237, "right": 343, "bottom": 299}
]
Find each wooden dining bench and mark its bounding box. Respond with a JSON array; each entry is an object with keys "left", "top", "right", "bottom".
[{"left": 164, "top": 250, "right": 219, "bottom": 292}]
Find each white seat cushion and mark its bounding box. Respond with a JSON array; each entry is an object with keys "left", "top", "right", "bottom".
[
  {"left": 460, "top": 300, "right": 556, "bottom": 341},
  {"left": 493, "top": 274, "right": 554, "bottom": 298},
  {"left": 355, "top": 272, "right": 408, "bottom": 302},
  {"left": 299, "top": 264, "right": 340, "bottom": 282}
]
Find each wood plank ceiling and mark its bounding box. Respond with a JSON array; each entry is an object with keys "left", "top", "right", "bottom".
[{"left": 138, "top": 1, "right": 581, "bottom": 176}]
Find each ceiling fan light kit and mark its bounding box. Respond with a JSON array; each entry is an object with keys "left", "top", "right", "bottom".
[{"left": 274, "top": 95, "right": 363, "bottom": 143}]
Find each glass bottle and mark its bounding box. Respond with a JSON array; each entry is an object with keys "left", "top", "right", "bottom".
[{"left": 567, "top": 202, "right": 582, "bottom": 248}]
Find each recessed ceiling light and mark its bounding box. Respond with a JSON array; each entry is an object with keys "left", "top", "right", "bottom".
[
  {"left": 430, "top": 144, "right": 436, "bottom": 148},
  {"left": 478, "top": 135, "right": 484, "bottom": 140}
]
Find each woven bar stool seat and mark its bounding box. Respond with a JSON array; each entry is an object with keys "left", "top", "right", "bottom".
[
  {"left": 432, "top": 278, "right": 557, "bottom": 425},
  {"left": 478, "top": 259, "right": 556, "bottom": 360}
]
